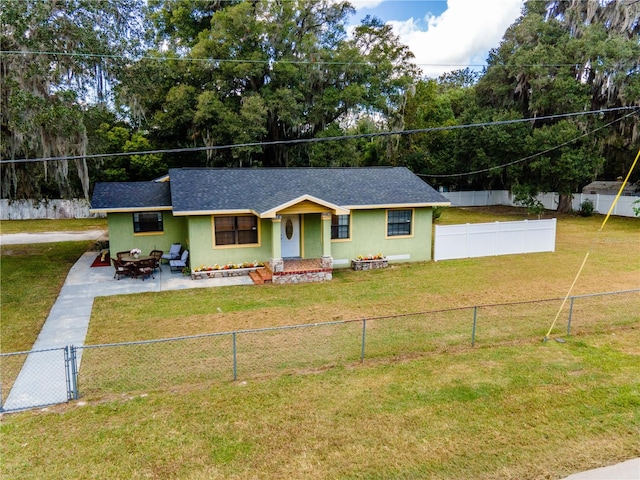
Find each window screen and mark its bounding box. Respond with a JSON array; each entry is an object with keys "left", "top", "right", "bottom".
[
  {"left": 133, "top": 212, "right": 163, "bottom": 233},
  {"left": 215, "top": 216, "right": 258, "bottom": 245},
  {"left": 331, "top": 215, "right": 350, "bottom": 239},
  {"left": 387, "top": 210, "right": 412, "bottom": 236}
]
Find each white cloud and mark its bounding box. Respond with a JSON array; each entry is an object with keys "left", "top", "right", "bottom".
[
  {"left": 383, "top": 0, "right": 524, "bottom": 78},
  {"left": 349, "top": 0, "right": 386, "bottom": 9}
]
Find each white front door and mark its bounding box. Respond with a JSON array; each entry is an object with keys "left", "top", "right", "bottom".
[{"left": 281, "top": 215, "right": 301, "bottom": 258}]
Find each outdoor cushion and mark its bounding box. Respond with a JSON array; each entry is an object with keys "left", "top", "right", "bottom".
[
  {"left": 161, "top": 243, "right": 182, "bottom": 261},
  {"left": 169, "top": 249, "right": 189, "bottom": 272}
]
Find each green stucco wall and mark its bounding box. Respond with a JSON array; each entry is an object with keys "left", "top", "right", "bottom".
[
  {"left": 187, "top": 216, "right": 274, "bottom": 268},
  {"left": 107, "top": 208, "right": 434, "bottom": 270},
  {"left": 107, "top": 212, "right": 188, "bottom": 258},
  {"left": 303, "top": 214, "right": 323, "bottom": 259},
  {"left": 330, "top": 208, "right": 434, "bottom": 268}
]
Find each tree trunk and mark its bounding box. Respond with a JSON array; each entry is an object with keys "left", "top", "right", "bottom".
[{"left": 557, "top": 193, "right": 573, "bottom": 213}]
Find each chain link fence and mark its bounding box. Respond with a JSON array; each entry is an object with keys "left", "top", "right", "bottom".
[
  {"left": 2, "top": 289, "right": 638, "bottom": 412},
  {"left": 0, "top": 346, "right": 77, "bottom": 412}
]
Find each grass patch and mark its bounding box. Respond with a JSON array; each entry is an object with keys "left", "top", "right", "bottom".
[
  {"left": 85, "top": 209, "right": 639, "bottom": 345},
  {"left": 0, "top": 242, "right": 93, "bottom": 396},
  {"left": 2, "top": 330, "right": 639, "bottom": 479},
  {"left": 1, "top": 242, "right": 93, "bottom": 353},
  {"left": 0, "top": 217, "right": 106, "bottom": 234}
]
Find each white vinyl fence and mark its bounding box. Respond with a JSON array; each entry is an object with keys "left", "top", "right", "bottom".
[
  {"left": 0, "top": 199, "right": 105, "bottom": 220},
  {"left": 442, "top": 191, "right": 638, "bottom": 217},
  {"left": 434, "top": 219, "right": 556, "bottom": 261}
]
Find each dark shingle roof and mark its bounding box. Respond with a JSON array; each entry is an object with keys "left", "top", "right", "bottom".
[
  {"left": 89, "top": 168, "right": 450, "bottom": 214},
  {"left": 169, "top": 167, "right": 449, "bottom": 214},
  {"left": 91, "top": 181, "right": 171, "bottom": 211}
]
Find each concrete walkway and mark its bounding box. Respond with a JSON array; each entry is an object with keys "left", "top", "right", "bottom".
[
  {"left": 0, "top": 229, "right": 107, "bottom": 245},
  {"left": 561, "top": 457, "right": 639, "bottom": 480},
  {"left": 2, "top": 250, "right": 252, "bottom": 412}
]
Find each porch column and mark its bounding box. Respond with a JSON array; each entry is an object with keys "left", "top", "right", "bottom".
[
  {"left": 270, "top": 216, "right": 284, "bottom": 272},
  {"left": 321, "top": 212, "right": 333, "bottom": 268}
]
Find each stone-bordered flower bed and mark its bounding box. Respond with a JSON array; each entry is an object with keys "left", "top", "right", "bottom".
[
  {"left": 351, "top": 253, "right": 388, "bottom": 271},
  {"left": 191, "top": 261, "right": 265, "bottom": 280}
]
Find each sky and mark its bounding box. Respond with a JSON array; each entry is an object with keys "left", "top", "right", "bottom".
[{"left": 347, "top": 0, "right": 525, "bottom": 78}]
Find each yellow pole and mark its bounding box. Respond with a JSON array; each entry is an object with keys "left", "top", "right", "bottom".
[{"left": 544, "top": 147, "right": 640, "bottom": 341}]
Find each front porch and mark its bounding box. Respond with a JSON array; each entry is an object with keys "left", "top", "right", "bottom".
[
  {"left": 269, "top": 258, "right": 333, "bottom": 284},
  {"left": 261, "top": 203, "right": 337, "bottom": 285},
  {"left": 246, "top": 258, "right": 333, "bottom": 285}
]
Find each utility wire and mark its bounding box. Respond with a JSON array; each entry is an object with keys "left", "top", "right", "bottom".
[
  {"left": 1, "top": 50, "right": 625, "bottom": 70},
  {"left": 420, "top": 109, "right": 640, "bottom": 179},
  {"left": 1, "top": 106, "right": 637, "bottom": 165}
]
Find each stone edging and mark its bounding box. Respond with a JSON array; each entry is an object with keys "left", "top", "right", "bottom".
[
  {"left": 351, "top": 258, "right": 388, "bottom": 271},
  {"left": 191, "top": 267, "right": 259, "bottom": 280}
]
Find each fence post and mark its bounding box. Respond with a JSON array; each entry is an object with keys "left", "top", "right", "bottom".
[
  {"left": 361, "top": 319, "right": 367, "bottom": 363},
  {"left": 232, "top": 332, "right": 237, "bottom": 381},
  {"left": 72, "top": 345, "right": 79, "bottom": 400},
  {"left": 566, "top": 297, "right": 575, "bottom": 336},
  {"left": 471, "top": 306, "right": 478, "bottom": 347},
  {"left": 64, "top": 346, "right": 71, "bottom": 400},
  {"left": 66, "top": 345, "right": 79, "bottom": 401}
]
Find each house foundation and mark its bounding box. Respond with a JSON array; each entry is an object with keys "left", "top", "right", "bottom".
[{"left": 271, "top": 258, "right": 332, "bottom": 284}]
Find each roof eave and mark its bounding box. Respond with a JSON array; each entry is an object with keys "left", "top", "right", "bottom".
[
  {"left": 344, "top": 202, "right": 451, "bottom": 210},
  {"left": 259, "top": 194, "right": 350, "bottom": 218},
  {"left": 172, "top": 209, "right": 259, "bottom": 217},
  {"left": 90, "top": 206, "right": 173, "bottom": 214}
]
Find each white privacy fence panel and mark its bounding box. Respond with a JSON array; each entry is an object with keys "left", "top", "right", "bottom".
[
  {"left": 572, "top": 193, "right": 637, "bottom": 217},
  {"left": 434, "top": 219, "right": 556, "bottom": 261},
  {"left": 442, "top": 191, "right": 638, "bottom": 217},
  {"left": 442, "top": 190, "right": 512, "bottom": 207},
  {"left": 0, "top": 199, "right": 105, "bottom": 220}
]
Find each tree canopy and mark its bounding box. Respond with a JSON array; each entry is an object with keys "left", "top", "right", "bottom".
[
  {"left": 1, "top": 0, "right": 638, "bottom": 210},
  {"left": 1, "top": 0, "right": 143, "bottom": 199},
  {"left": 119, "top": 0, "right": 417, "bottom": 168}
]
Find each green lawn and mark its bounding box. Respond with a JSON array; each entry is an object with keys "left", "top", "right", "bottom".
[
  {"left": 1, "top": 208, "right": 638, "bottom": 479},
  {"left": 1, "top": 242, "right": 95, "bottom": 353},
  {"left": 2, "top": 331, "right": 639, "bottom": 479},
  {"left": 0, "top": 217, "right": 106, "bottom": 234}
]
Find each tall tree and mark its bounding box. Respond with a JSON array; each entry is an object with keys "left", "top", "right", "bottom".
[
  {"left": 1, "top": 0, "right": 143, "bottom": 199},
  {"left": 120, "top": 0, "right": 417, "bottom": 167},
  {"left": 476, "top": 0, "right": 639, "bottom": 211}
]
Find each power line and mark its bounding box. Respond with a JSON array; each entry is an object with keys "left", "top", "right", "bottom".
[
  {"left": 1, "top": 50, "right": 617, "bottom": 70},
  {"left": 418, "top": 109, "right": 639, "bottom": 179},
  {"left": 1, "top": 106, "right": 637, "bottom": 165}
]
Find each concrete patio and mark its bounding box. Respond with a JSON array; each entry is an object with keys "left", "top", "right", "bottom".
[{"left": 2, "top": 251, "right": 252, "bottom": 412}]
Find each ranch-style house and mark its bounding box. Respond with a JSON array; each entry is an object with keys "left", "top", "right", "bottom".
[{"left": 90, "top": 167, "right": 450, "bottom": 282}]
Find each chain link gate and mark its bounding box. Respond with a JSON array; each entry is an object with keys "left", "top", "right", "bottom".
[{"left": 1, "top": 346, "right": 78, "bottom": 412}]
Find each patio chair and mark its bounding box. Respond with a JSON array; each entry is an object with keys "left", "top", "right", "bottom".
[
  {"left": 161, "top": 243, "right": 182, "bottom": 264},
  {"left": 112, "top": 258, "right": 131, "bottom": 280},
  {"left": 169, "top": 249, "right": 189, "bottom": 272},
  {"left": 116, "top": 251, "right": 130, "bottom": 260},
  {"left": 134, "top": 258, "right": 155, "bottom": 281},
  {"left": 149, "top": 249, "right": 163, "bottom": 271}
]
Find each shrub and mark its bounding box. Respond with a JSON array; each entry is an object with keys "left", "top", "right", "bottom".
[
  {"left": 512, "top": 184, "right": 546, "bottom": 218},
  {"left": 433, "top": 206, "right": 446, "bottom": 222},
  {"left": 579, "top": 199, "right": 595, "bottom": 217}
]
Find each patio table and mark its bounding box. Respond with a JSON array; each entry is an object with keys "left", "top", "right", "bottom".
[{"left": 121, "top": 255, "right": 154, "bottom": 264}]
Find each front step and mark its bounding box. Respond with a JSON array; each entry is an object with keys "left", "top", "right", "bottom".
[{"left": 250, "top": 267, "right": 272, "bottom": 285}]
